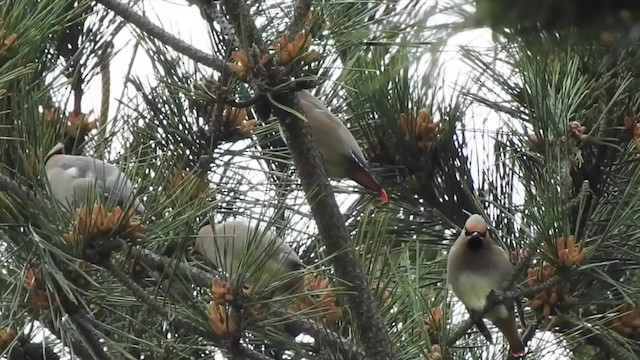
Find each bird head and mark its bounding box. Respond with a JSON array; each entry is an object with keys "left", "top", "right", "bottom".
[{"left": 463, "top": 214, "right": 489, "bottom": 251}]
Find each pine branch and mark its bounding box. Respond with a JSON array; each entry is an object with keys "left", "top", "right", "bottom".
[
  {"left": 94, "top": 0, "right": 226, "bottom": 72},
  {"left": 0, "top": 173, "right": 30, "bottom": 204},
  {"left": 69, "top": 313, "right": 114, "bottom": 360},
  {"left": 188, "top": 0, "right": 241, "bottom": 51},
  {"left": 105, "top": 261, "right": 273, "bottom": 360},
  {"left": 44, "top": 320, "right": 97, "bottom": 360},
  {"left": 135, "top": 249, "right": 366, "bottom": 360},
  {"left": 219, "top": 0, "right": 266, "bottom": 51},
  {"left": 271, "top": 93, "right": 397, "bottom": 360},
  {"left": 8, "top": 340, "right": 60, "bottom": 360},
  {"left": 563, "top": 315, "right": 635, "bottom": 360}
]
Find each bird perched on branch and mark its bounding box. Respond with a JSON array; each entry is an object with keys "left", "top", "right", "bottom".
[
  {"left": 447, "top": 214, "right": 525, "bottom": 358},
  {"left": 44, "top": 142, "right": 146, "bottom": 214},
  {"left": 193, "top": 219, "right": 307, "bottom": 297},
  {"left": 278, "top": 90, "right": 389, "bottom": 204}
]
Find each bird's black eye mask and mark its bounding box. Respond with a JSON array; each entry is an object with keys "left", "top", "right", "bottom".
[{"left": 464, "top": 229, "right": 487, "bottom": 238}]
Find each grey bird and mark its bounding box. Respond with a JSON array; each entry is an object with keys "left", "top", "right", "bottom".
[
  {"left": 278, "top": 90, "right": 388, "bottom": 204},
  {"left": 44, "top": 143, "right": 146, "bottom": 214},
  {"left": 447, "top": 214, "right": 526, "bottom": 357},
  {"left": 193, "top": 219, "right": 307, "bottom": 296}
]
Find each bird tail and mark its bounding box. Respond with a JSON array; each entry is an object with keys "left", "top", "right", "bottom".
[
  {"left": 348, "top": 165, "right": 388, "bottom": 204},
  {"left": 473, "top": 318, "right": 494, "bottom": 344},
  {"left": 254, "top": 94, "right": 273, "bottom": 121},
  {"left": 495, "top": 318, "right": 526, "bottom": 358}
]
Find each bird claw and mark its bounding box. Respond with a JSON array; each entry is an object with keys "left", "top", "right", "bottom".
[{"left": 487, "top": 289, "right": 504, "bottom": 305}]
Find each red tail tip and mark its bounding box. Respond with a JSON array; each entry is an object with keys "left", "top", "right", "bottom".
[
  {"left": 512, "top": 350, "right": 526, "bottom": 358},
  {"left": 379, "top": 188, "right": 389, "bottom": 204}
]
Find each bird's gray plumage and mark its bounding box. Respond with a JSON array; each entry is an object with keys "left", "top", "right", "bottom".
[
  {"left": 278, "top": 90, "right": 370, "bottom": 178},
  {"left": 447, "top": 214, "right": 525, "bottom": 357},
  {"left": 44, "top": 143, "right": 146, "bottom": 214},
  {"left": 194, "top": 219, "right": 305, "bottom": 294},
  {"left": 276, "top": 90, "right": 389, "bottom": 203},
  {"left": 447, "top": 230, "right": 513, "bottom": 317}
]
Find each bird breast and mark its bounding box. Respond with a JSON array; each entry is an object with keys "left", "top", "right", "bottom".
[{"left": 454, "top": 272, "right": 498, "bottom": 312}]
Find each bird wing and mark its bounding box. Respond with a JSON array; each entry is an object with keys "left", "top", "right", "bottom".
[
  {"left": 47, "top": 155, "right": 144, "bottom": 213},
  {"left": 276, "top": 241, "right": 305, "bottom": 271},
  {"left": 297, "top": 91, "right": 370, "bottom": 168},
  {"left": 238, "top": 224, "right": 304, "bottom": 274},
  {"left": 492, "top": 245, "right": 514, "bottom": 279},
  {"left": 45, "top": 164, "right": 88, "bottom": 209},
  {"left": 207, "top": 223, "right": 245, "bottom": 270},
  {"left": 102, "top": 172, "right": 145, "bottom": 212}
]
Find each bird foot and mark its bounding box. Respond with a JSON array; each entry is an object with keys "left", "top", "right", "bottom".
[{"left": 487, "top": 289, "right": 504, "bottom": 305}]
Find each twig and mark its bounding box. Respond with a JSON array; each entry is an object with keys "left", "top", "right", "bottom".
[
  {"left": 94, "top": 0, "right": 226, "bottom": 72},
  {"left": 188, "top": 0, "right": 241, "bottom": 50},
  {"left": 212, "top": 82, "right": 316, "bottom": 109},
  {"left": 0, "top": 173, "right": 30, "bottom": 204},
  {"left": 96, "top": 42, "right": 112, "bottom": 160},
  {"left": 8, "top": 340, "right": 61, "bottom": 360},
  {"left": 219, "top": 0, "right": 266, "bottom": 51},
  {"left": 70, "top": 65, "right": 83, "bottom": 117},
  {"left": 105, "top": 261, "right": 273, "bottom": 360},
  {"left": 68, "top": 313, "right": 114, "bottom": 360},
  {"left": 217, "top": 95, "right": 259, "bottom": 108},
  {"left": 135, "top": 249, "right": 366, "bottom": 360},
  {"left": 563, "top": 315, "right": 635, "bottom": 360},
  {"left": 44, "top": 320, "right": 97, "bottom": 360}
]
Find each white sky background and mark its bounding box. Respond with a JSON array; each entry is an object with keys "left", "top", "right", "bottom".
[{"left": 38, "top": 0, "right": 568, "bottom": 359}]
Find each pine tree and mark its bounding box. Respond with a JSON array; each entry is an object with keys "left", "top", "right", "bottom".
[{"left": 2, "top": 0, "right": 640, "bottom": 359}]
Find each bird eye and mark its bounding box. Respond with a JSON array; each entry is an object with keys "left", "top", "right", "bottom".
[{"left": 464, "top": 230, "right": 487, "bottom": 237}]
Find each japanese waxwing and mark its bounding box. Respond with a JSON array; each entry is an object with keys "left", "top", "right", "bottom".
[
  {"left": 278, "top": 90, "right": 389, "bottom": 204},
  {"left": 44, "top": 143, "right": 146, "bottom": 214},
  {"left": 447, "top": 214, "right": 526, "bottom": 358},
  {"left": 193, "top": 219, "right": 306, "bottom": 296}
]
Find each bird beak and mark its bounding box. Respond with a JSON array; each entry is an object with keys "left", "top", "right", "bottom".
[{"left": 469, "top": 232, "right": 483, "bottom": 241}]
